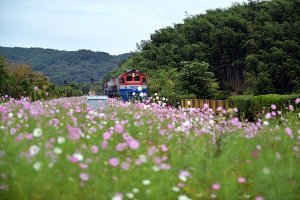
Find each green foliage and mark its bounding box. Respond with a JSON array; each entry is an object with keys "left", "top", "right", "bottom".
[
  {"left": 1, "top": 97, "right": 300, "bottom": 199},
  {"left": 0, "top": 57, "right": 83, "bottom": 100},
  {"left": 176, "top": 94, "right": 197, "bottom": 99},
  {"left": 123, "top": 0, "right": 300, "bottom": 96},
  {"left": 148, "top": 68, "right": 182, "bottom": 105},
  {"left": 227, "top": 94, "right": 300, "bottom": 119},
  {"left": 0, "top": 47, "right": 132, "bottom": 85},
  {"left": 180, "top": 61, "right": 220, "bottom": 99},
  {"left": 0, "top": 57, "right": 10, "bottom": 95}
]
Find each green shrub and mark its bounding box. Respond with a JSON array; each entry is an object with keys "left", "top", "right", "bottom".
[
  {"left": 228, "top": 94, "right": 300, "bottom": 120},
  {"left": 176, "top": 94, "right": 197, "bottom": 99}
]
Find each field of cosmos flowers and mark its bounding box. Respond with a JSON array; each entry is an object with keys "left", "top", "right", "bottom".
[{"left": 0, "top": 96, "right": 299, "bottom": 200}]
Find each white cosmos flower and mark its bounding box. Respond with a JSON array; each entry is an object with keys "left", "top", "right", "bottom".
[
  {"left": 263, "top": 121, "right": 269, "bottom": 126},
  {"left": 132, "top": 188, "right": 139, "bottom": 193},
  {"left": 112, "top": 194, "right": 123, "bottom": 200},
  {"left": 172, "top": 186, "right": 180, "bottom": 192},
  {"left": 126, "top": 192, "right": 134, "bottom": 199},
  {"left": 179, "top": 174, "right": 187, "bottom": 182},
  {"left": 8, "top": 113, "right": 13, "bottom": 118},
  {"left": 152, "top": 166, "right": 160, "bottom": 172},
  {"left": 178, "top": 195, "right": 191, "bottom": 200},
  {"left": 33, "top": 161, "right": 42, "bottom": 171},
  {"left": 139, "top": 154, "right": 147, "bottom": 162},
  {"left": 53, "top": 147, "right": 63, "bottom": 155},
  {"left": 73, "top": 153, "right": 83, "bottom": 161},
  {"left": 29, "top": 145, "right": 40, "bottom": 156},
  {"left": 33, "top": 128, "right": 43, "bottom": 137},
  {"left": 142, "top": 179, "right": 151, "bottom": 185},
  {"left": 263, "top": 167, "right": 271, "bottom": 175},
  {"left": 17, "top": 113, "right": 22, "bottom": 119},
  {"left": 57, "top": 136, "right": 66, "bottom": 144}
]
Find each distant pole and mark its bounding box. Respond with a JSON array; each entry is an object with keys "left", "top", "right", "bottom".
[
  {"left": 91, "top": 78, "right": 94, "bottom": 95},
  {"left": 64, "top": 80, "right": 67, "bottom": 97}
]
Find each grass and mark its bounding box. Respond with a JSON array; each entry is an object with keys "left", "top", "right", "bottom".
[{"left": 0, "top": 97, "right": 299, "bottom": 200}]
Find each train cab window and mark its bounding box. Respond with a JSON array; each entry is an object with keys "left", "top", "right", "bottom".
[
  {"left": 134, "top": 76, "right": 140, "bottom": 81},
  {"left": 120, "top": 78, "right": 125, "bottom": 83},
  {"left": 142, "top": 78, "right": 147, "bottom": 83},
  {"left": 126, "top": 76, "right": 132, "bottom": 81}
]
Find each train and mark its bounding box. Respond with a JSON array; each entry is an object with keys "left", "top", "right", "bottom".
[{"left": 104, "top": 70, "right": 148, "bottom": 101}]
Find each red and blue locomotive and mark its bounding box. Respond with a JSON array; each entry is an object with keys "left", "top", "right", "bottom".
[{"left": 104, "top": 70, "right": 148, "bottom": 101}]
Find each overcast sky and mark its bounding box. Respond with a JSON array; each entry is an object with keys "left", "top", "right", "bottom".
[{"left": 0, "top": 0, "right": 247, "bottom": 55}]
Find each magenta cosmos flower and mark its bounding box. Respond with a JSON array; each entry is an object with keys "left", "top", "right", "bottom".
[
  {"left": 115, "top": 124, "right": 124, "bottom": 133},
  {"left": 108, "top": 157, "right": 119, "bottom": 167},
  {"left": 211, "top": 183, "right": 221, "bottom": 190}
]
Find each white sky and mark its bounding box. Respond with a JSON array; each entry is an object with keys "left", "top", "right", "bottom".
[{"left": 0, "top": 0, "right": 247, "bottom": 55}]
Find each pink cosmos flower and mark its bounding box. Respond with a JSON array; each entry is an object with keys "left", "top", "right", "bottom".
[
  {"left": 69, "top": 156, "right": 79, "bottom": 163},
  {"left": 10, "top": 128, "right": 17, "bottom": 135},
  {"left": 91, "top": 145, "right": 99, "bottom": 154},
  {"left": 168, "top": 124, "right": 174, "bottom": 129},
  {"left": 178, "top": 182, "right": 185, "bottom": 188},
  {"left": 271, "top": 104, "right": 276, "bottom": 110},
  {"left": 116, "top": 143, "right": 127, "bottom": 152},
  {"left": 160, "top": 163, "right": 171, "bottom": 170},
  {"left": 147, "top": 146, "right": 157, "bottom": 156},
  {"left": 203, "top": 103, "right": 209, "bottom": 109},
  {"left": 121, "top": 162, "right": 130, "bottom": 170},
  {"left": 238, "top": 177, "right": 246, "bottom": 183},
  {"left": 25, "top": 134, "right": 33, "bottom": 140},
  {"left": 103, "top": 132, "right": 112, "bottom": 140},
  {"left": 79, "top": 163, "right": 89, "bottom": 169},
  {"left": 288, "top": 105, "right": 294, "bottom": 111},
  {"left": 161, "top": 144, "right": 168, "bottom": 152},
  {"left": 79, "top": 173, "right": 89, "bottom": 181},
  {"left": 211, "top": 183, "right": 221, "bottom": 190},
  {"left": 34, "top": 86, "right": 38, "bottom": 91},
  {"left": 67, "top": 125, "right": 81, "bottom": 141},
  {"left": 179, "top": 170, "right": 191, "bottom": 181},
  {"left": 285, "top": 127, "right": 293, "bottom": 138},
  {"left": 115, "top": 124, "right": 124, "bottom": 133},
  {"left": 252, "top": 149, "right": 260, "bottom": 159},
  {"left": 265, "top": 113, "right": 271, "bottom": 119},
  {"left": 45, "top": 92, "right": 49, "bottom": 96},
  {"left": 108, "top": 157, "right": 119, "bottom": 167},
  {"left": 127, "top": 138, "right": 140, "bottom": 150},
  {"left": 101, "top": 141, "right": 108, "bottom": 149},
  {"left": 295, "top": 98, "right": 300, "bottom": 104}
]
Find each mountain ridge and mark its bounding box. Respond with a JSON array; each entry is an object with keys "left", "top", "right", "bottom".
[{"left": 0, "top": 46, "right": 132, "bottom": 85}]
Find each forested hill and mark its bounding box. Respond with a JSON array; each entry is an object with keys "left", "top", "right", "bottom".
[
  {"left": 0, "top": 47, "right": 132, "bottom": 84},
  {"left": 119, "top": 0, "right": 299, "bottom": 100}
]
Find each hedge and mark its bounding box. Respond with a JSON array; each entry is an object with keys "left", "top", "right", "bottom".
[{"left": 227, "top": 94, "right": 300, "bottom": 120}]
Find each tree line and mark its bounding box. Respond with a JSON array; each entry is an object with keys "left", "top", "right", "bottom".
[
  {"left": 106, "top": 0, "right": 299, "bottom": 103},
  {"left": 0, "top": 47, "right": 132, "bottom": 85},
  {"left": 0, "top": 57, "right": 85, "bottom": 100}
]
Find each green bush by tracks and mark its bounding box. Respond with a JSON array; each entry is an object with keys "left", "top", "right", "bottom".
[{"left": 227, "top": 94, "right": 300, "bottom": 120}]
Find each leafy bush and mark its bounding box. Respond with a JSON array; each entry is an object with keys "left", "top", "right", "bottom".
[
  {"left": 228, "top": 94, "right": 300, "bottom": 120},
  {"left": 176, "top": 94, "right": 197, "bottom": 99}
]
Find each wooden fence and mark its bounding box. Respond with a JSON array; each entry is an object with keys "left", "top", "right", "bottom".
[{"left": 180, "top": 99, "right": 228, "bottom": 112}]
